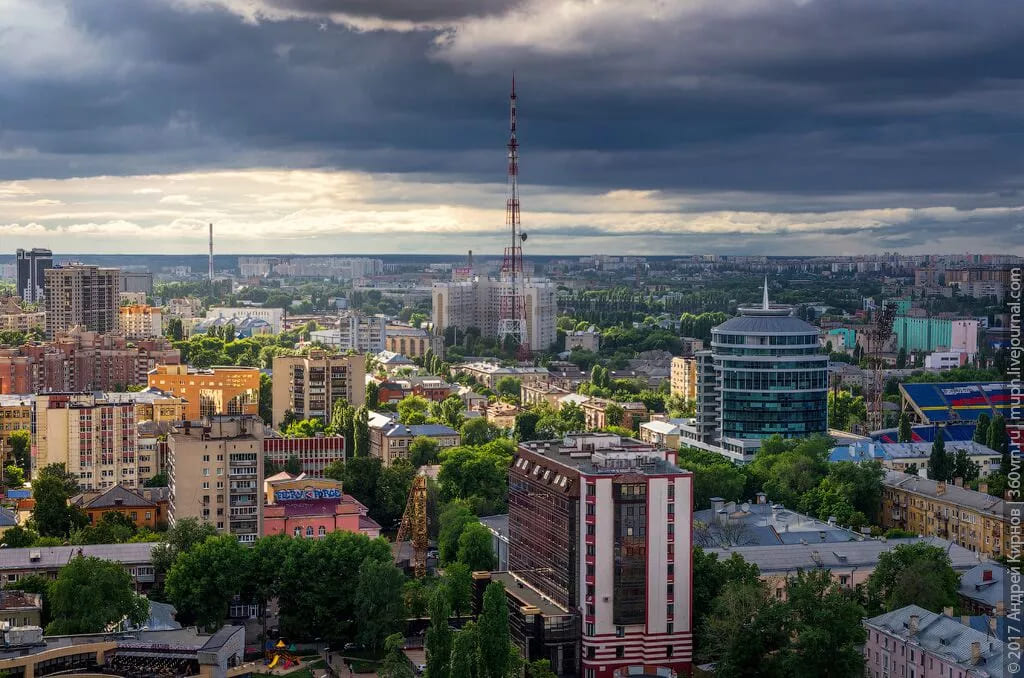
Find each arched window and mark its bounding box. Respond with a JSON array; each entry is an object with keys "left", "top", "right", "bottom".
[
  {"left": 318, "top": 526, "right": 326, "bottom": 537},
  {"left": 306, "top": 526, "right": 314, "bottom": 537},
  {"left": 293, "top": 526, "right": 302, "bottom": 537}
]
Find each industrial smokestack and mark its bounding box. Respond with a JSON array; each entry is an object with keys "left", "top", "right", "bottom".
[{"left": 208, "top": 223, "right": 214, "bottom": 284}]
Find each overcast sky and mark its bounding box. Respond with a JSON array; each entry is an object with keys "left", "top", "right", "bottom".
[{"left": 1, "top": 0, "right": 1023, "bottom": 256}]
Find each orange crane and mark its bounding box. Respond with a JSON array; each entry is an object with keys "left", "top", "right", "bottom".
[{"left": 396, "top": 474, "right": 429, "bottom": 578}]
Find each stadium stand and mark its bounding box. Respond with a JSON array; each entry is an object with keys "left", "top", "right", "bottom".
[{"left": 900, "top": 382, "right": 1011, "bottom": 424}]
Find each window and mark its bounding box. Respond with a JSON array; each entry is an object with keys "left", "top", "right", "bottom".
[
  {"left": 615, "top": 626, "right": 625, "bottom": 638},
  {"left": 667, "top": 563, "right": 674, "bottom": 576},
  {"left": 667, "top": 484, "right": 674, "bottom": 500},
  {"left": 666, "top": 646, "right": 673, "bottom": 657},
  {"left": 587, "top": 482, "right": 596, "bottom": 496},
  {"left": 615, "top": 647, "right": 624, "bottom": 659},
  {"left": 294, "top": 527, "right": 302, "bottom": 537},
  {"left": 318, "top": 526, "right": 326, "bottom": 537},
  {"left": 666, "top": 622, "right": 673, "bottom": 634},
  {"left": 585, "top": 623, "right": 595, "bottom": 636},
  {"left": 306, "top": 527, "right": 314, "bottom": 537},
  {"left": 586, "top": 646, "right": 595, "bottom": 659}
]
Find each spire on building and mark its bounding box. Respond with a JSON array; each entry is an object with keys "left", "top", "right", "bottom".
[{"left": 763, "top": 275, "right": 769, "bottom": 310}]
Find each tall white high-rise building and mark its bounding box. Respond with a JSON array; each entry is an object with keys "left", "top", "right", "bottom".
[
  {"left": 432, "top": 277, "right": 557, "bottom": 352},
  {"left": 309, "top": 312, "right": 387, "bottom": 353}
]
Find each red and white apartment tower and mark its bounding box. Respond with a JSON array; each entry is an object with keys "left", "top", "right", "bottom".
[
  {"left": 497, "top": 76, "right": 529, "bottom": 355},
  {"left": 579, "top": 453, "right": 694, "bottom": 678}
]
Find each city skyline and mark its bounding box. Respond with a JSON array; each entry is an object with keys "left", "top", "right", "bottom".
[{"left": 2, "top": 1, "right": 1023, "bottom": 255}]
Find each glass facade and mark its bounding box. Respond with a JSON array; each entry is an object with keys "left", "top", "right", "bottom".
[
  {"left": 612, "top": 482, "right": 647, "bottom": 625},
  {"left": 509, "top": 455, "right": 579, "bottom": 609},
  {"left": 712, "top": 322, "right": 829, "bottom": 441}
]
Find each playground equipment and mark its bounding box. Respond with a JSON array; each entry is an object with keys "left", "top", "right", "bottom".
[{"left": 265, "top": 639, "right": 301, "bottom": 670}]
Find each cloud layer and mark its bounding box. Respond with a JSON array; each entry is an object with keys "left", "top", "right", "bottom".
[{"left": 0, "top": 0, "right": 1022, "bottom": 254}]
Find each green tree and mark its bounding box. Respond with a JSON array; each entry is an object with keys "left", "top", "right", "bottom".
[
  {"left": 355, "top": 558, "right": 407, "bottom": 651},
  {"left": 46, "top": 556, "right": 149, "bottom": 634},
  {"left": 603, "top": 402, "right": 624, "bottom": 427},
  {"left": 513, "top": 411, "right": 540, "bottom": 441},
  {"left": 477, "top": 581, "right": 511, "bottom": 678},
  {"left": 974, "top": 413, "right": 990, "bottom": 444},
  {"left": 460, "top": 418, "right": 497, "bottom": 447},
  {"left": 7, "top": 429, "right": 31, "bottom": 474},
  {"left": 366, "top": 380, "right": 380, "bottom": 407},
  {"left": 353, "top": 405, "right": 370, "bottom": 457},
  {"left": 928, "top": 434, "right": 950, "bottom": 481},
  {"left": 144, "top": 471, "right": 170, "bottom": 487},
  {"left": 410, "top": 436, "right": 442, "bottom": 468},
  {"left": 494, "top": 377, "right": 521, "bottom": 402},
  {"left": 779, "top": 570, "right": 866, "bottom": 678},
  {"left": 952, "top": 448, "right": 980, "bottom": 482},
  {"left": 439, "top": 503, "right": 476, "bottom": 565},
  {"left": 259, "top": 373, "right": 273, "bottom": 424},
  {"left": 433, "top": 396, "right": 466, "bottom": 430},
  {"left": 828, "top": 390, "right": 866, "bottom": 430},
  {"left": 403, "top": 579, "right": 430, "bottom": 618},
  {"left": 31, "top": 466, "right": 87, "bottom": 538},
  {"left": 865, "top": 542, "right": 959, "bottom": 613},
  {"left": 444, "top": 562, "right": 473, "bottom": 618},
  {"left": 987, "top": 415, "right": 1011, "bottom": 474},
  {"left": 379, "top": 632, "right": 415, "bottom": 678},
  {"left": 456, "top": 522, "right": 496, "bottom": 571},
  {"left": 526, "top": 660, "right": 557, "bottom": 678},
  {"left": 692, "top": 548, "right": 761, "bottom": 657},
  {"left": 0, "top": 524, "right": 38, "bottom": 548},
  {"left": 151, "top": 517, "right": 218, "bottom": 580},
  {"left": 450, "top": 621, "right": 480, "bottom": 678},
  {"left": 748, "top": 436, "right": 831, "bottom": 508},
  {"left": 898, "top": 412, "right": 913, "bottom": 443},
  {"left": 425, "top": 587, "right": 454, "bottom": 678},
  {"left": 165, "top": 534, "right": 249, "bottom": 628},
  {"left": 4, "top": 465, "right": 25, "bottom": 488},
  {"left": 700, "top": 580, "right": 790, "bottom": 674},
  {"left": 438, "top": 441, "right": 513, "bottom": 512},
  {"left": 399, "top": 395, "right": 431, "bottom": 425},
  {"left": 332, "top": 401, "right": 356, "bottom": 456}
]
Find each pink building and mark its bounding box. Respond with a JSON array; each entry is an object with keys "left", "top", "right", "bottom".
[
  {"left": 262, "top": 473, "right": 381, "bottom": 539},
  {"left": 863, "top": 605, "right": 1007, "bottom": 678}
]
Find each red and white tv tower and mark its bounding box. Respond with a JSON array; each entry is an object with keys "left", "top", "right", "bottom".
[{"left": 497, "top": 75, "right": 529, "bottom": 357}]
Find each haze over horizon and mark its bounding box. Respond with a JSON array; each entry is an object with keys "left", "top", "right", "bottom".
[{"left": 2, "top": 0, "right": 1023, "bottom": 256}]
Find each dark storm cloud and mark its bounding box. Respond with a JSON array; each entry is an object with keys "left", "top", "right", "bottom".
[
  {"left": 264, "top": 0, "right": 522, "bottom": 22},
  {"left": 1, "top": 0, "right": 1023, "bottom": 252}
]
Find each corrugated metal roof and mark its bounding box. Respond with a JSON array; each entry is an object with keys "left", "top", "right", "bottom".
[{"left": 714, "top": 314, "right": 819, "bottom": 334}]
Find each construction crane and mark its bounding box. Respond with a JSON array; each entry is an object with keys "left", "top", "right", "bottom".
[
  {"left": 866, "top": 302, "right": 898, "bottom": 431},
  {"left": 396, "top": 474, "right": 429, "bottom": 578}
]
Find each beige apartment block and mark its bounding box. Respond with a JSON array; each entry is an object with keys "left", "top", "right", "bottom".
[
  {"left": 167, "top": 416, "right": 264, "bottom": 544},
  {"left": 271, "top": 351, "right": 366, "bottom": 428},
  {"left": 34, "top": 393, "right": 140, "bottom": 489}
]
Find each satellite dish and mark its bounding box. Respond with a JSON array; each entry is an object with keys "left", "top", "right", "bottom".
[
  {"left": 741, "top": 502, "right": 751, "bottom": 513},
  {"left": 520, "top": 232, "right": 528, "bottom": 241}
]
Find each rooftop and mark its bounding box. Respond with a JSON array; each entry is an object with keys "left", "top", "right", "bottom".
[
  {"left": 958, "top": 563, "right": 1006, "bottom": 610},
  {"left": 517, "top": 434, "right": 683, "bottom": 476},
  {"left": 706, "top": 537, "right": 979, "bottom": 574},
  {"left": 884, "top": 470, "right": 1005, "bottom": 517},
  {"left": 479, "top": 514, "right": 509, "bottom": 541},
  {"left": 0, "top": 543, "right": 157, "bottom": 571},
  {"left": 381, "top": 423, "right": 459, "bottom": 438},
  {"left": 694, "top": 499, "right": 862, "bottom": 547},
  {"left": 866, "top": 605, "right": 1007, "bottom": 678},
  {"left": 490, "top": 571, "right": 571, "bottom": 618}
]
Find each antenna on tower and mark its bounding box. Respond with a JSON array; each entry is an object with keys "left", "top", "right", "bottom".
[{"left": 497, "top": 73, "right": 530, "bottom": 359}]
